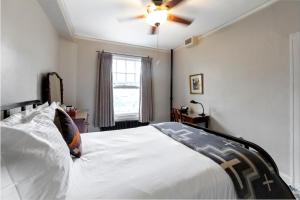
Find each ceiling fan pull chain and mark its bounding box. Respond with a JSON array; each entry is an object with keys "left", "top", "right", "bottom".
[{"left": 156, "top": 27, "right": 161, "bottom": 65}]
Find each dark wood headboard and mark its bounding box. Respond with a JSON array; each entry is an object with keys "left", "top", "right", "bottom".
[{"left": 0, "top": 100, "right": 41, "bottom": 119}]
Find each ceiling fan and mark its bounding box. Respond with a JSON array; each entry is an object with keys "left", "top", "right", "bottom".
[{"left": 119, "top": 0, "right": 193, "bottom": 35}]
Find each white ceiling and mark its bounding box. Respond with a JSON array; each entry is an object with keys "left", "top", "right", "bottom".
[{"left": 59, "top": 0, "right": 272, "bottom": 50}]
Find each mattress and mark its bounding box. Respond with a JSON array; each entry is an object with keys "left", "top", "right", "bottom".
[{"left": 66, "top": 125, "right": 237, "bottom": 199}]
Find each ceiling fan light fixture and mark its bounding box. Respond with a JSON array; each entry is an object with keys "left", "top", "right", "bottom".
[
  {"left": 147, "top": 4, "right": 157, "bottom": 13},
  {"left": 146, "top": 10, "right": 168, "bottom": 26}
]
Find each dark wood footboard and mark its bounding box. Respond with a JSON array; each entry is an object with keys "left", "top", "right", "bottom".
[{"left": 183, "top": 122, "right": 279, "bottom": 175}]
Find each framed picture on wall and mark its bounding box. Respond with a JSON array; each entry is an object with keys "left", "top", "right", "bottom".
[{"left": 189, "top": 74, "right": 203, "bottom": 94}]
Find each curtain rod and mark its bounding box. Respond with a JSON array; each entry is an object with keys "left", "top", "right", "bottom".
[{"left": 96, "top": 51, "right": 149, "bottom": 59}]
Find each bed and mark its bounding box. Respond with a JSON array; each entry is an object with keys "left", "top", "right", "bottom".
[{"left": 1, "top": 100, "right": 295, "bottom": 199}]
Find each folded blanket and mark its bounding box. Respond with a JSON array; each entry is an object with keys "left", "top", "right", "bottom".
[{"left": 153, "top": 122, "right": 294, "bottom": 199}]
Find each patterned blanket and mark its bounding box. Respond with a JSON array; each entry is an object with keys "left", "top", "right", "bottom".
[{"left": 152, "top": 122, "right": 294, "bottom": 199}]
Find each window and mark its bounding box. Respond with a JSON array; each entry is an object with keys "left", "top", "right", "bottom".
[{"left": 112, "top": 55, "right": 141, "bottom": 121}]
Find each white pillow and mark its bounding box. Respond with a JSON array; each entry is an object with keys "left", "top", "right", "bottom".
[
  {"left": 1, "top": 108, "right": 71, "bottom": 200},
  {"left": 2, "top": 102, "right": 49, "bottom": 126},
  {"left": 2, "top": 102, "right": 62, "bottom": 127}
]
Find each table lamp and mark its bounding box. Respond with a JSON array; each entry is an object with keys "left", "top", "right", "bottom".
[{"left": 190, "top": 100, "right": 205, "bottom": 117}]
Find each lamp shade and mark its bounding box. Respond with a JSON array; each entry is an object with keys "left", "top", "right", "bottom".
[{"left": 190, "top": 100, "right": 205, "bottom": 116}]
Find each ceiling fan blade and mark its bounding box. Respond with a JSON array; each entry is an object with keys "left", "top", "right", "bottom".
[
  {"left": 164, "top": 0, "right": 185, "bottom": 9},
  {"left": 167, "top": 14, "right": 193, "bottom": 25},
  {"left": 150, "top": 26, "right": 157, "bottom": 34},
  {"left": 118, "top": 15, "right": 146, "bottom": 22}
]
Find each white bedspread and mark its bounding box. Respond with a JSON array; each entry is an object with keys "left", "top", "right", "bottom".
[{"left": 66, "top": 125, "right": 237, "bottom": 199}]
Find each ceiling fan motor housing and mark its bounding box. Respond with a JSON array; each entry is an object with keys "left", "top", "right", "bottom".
[{"left": 152, "top": 0, "right": 164, "bottom": 6}]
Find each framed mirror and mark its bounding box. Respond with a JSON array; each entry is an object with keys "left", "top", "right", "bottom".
[{"left": 42, "top": 72, "right": 63, "bottom": 104}]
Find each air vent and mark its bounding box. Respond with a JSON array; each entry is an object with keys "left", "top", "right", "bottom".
[{"left": 184, "top": 36, "right": 197, "bottom": 48}]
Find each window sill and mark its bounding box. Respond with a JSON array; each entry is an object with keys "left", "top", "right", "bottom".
[{"left": 114, "top": 114, "right": 139, "bottom": 122}]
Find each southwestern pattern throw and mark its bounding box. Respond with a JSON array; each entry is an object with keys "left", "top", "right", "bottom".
[
  {"left": 152, "top": 122, "right": 294, "bottom": 199},
  {"left": 54, "top": 109, "right": 82, "bottom": 158}
]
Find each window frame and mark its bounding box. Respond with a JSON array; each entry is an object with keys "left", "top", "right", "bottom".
[{"left": 112, "top": 55, "right": 141, "bottom": 121}]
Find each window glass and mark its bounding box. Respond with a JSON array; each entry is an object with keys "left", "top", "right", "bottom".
[
  {"left": 127, "top": 74, "right": 135, "bottom": 83},
  {"left": 116, "top": 73, "right": 126, "bottom": 83},
  {"left": 127, "top": 61, "right": 136, "bottom": 73},
  {"left": 117, "top": 60, "right": 126, "bottom": 73},
  {"left": 112, "top": 56, "right": 141, "bottom": 120},
  {"left": 113, "top": 88, "right": 139, "bottom": 115}
]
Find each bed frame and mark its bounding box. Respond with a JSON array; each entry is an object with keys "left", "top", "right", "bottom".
[
  {"left": 184, "top": 122, "right": 279, "bottom": 174},
  {"left": 0, "top": 100, "right": 41, "bottom": 119},
  {"left": 0, "top": 100, "right": 279, "bottom": 175}
]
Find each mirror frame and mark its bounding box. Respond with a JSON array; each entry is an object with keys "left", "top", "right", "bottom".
[{"left": 42, "top": 72, "right": 63, "bottom": 104}]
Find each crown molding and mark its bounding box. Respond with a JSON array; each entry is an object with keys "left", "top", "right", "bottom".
[
  {"left": 174, "top": 0, "right": 278, "bottom": 51},
  {"left": 74, "top": 34, "right": 170, "bottom": 53},
  {"left": 56, "top": 0, "right": 75, "bottom": 38},
  {"left": 56, "top": 0, "right": 170, "bottom": 51},
  {"left": 57, "top": 0, "right": 277, "bottom": 51}
]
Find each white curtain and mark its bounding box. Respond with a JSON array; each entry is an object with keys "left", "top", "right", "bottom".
[{"left": 139, "top": 57, "right": 153, "bottom": 123}]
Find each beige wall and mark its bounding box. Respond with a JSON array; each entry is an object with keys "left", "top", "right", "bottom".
[
  {"left": 59, "top": 38, "right": 171, "bottom": 131},
  {"left": 58, "top": 38, "right": 78, "bottom": 106},
  {"left": 291, "top": 32, "right": 300, "bottom": 191},
  {"left": 1, "top": 0, "right": 59, "bottom": 105},
  {"left": 4, "top": 0, "right": 296, "bottom": 184},
  {"left": 173, "top": 0, "right": 300, "bottom": 180}
]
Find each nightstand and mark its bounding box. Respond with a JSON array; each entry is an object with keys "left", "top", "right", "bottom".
[
  {"left": 181, "top": 113, "right": 209, "bottom": 128},
  {"left": 71, "top": 111, "right": 89, "bottom": 133}
]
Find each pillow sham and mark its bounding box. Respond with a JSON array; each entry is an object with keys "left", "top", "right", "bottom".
[
  {"left": 1, "top": 109, "right": 72, "bottom": 200},
  {"left": 54, "top": 108, "right": 82, "bottom": 158},
  {"left": 1, "top": 101, "right": 62, "bottom": 126}
]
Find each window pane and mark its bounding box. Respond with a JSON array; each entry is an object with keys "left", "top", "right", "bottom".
[
  {"left": 136, "top": 62, "right": 141, "bottom": 84},
  {"left": 113, "top": 60, "right": 117, "bottom": 73},
  {"left": 136, "top": 61, "right": 141, "bottom": 70},
  {"left": 126, "top": 74, "right": 135, "bottom": 83},
  {"left": 113, "top": 72, "right": 117, "bottom": 83},
  {"left": 113, "top": 88, "right": 140, "bottom": 115},
  {"left": 116, "top": 73, "right": 126, "bottom": 83},
  {"left": 112, "top": 56, "right": 141, "bottom": 119},
  {"left": 127, "top": 61, "right": 136, "bottom": 73},
  {"left": 117, "top": 60, "right": 126, "bottom": 73}
]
